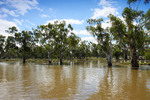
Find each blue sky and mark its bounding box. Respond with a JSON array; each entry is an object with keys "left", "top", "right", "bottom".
[{"left": 0, "top": 0, "right": 149, "bottom": 43}]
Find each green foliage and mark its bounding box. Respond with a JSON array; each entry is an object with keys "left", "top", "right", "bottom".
[
  {"left": 145, "top": 49, "right": 150, "bottom": 60},
  {"left": 113, "top": 45, "right": 123, "bottom": 60},
  {"left": 87, "top": 18, "right": 113, "bottom": 66},
  {"left": 109, "top": 7, "right": 149, "bottom": 67},
  {"left": 0, "top": 35, "right": 5, "bottom": 58},
  {"left": 86, "top": 18, "right": 112, "bottom": 55},
  {"left": 145, "top": 9, "right": 150, "bottom": 30}
]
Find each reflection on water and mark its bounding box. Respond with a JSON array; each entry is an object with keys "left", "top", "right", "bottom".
[{"left": 0, "top": 60, "right": 150, "bottom": 100}]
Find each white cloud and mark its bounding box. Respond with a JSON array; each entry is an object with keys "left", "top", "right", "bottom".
[
  {"left": 99, "top": 0, "right": 116, "bottom": 7},
  {"left": 0, "top": 1, "right": 5, "bottom": 5},
  {"left": 73, "top": 30, "right": 91, "bottom": 35},
  {"left": 0, "top": 14, "right": 8, "bottom": 18},
  {"left": 47, "top": 19, "right": 84, "bottom": 25},
  {"left": 4, "top": 0, "right": 41, "bottom": 15},
  {"left": 92, "top": 6, "right": 118, "bottom": 18},
  {"left": 118, "top": 16, "right": 124, "bottom": 20},
  {"left": 78, "top": 30, "right": 90, "bottom": 35},
  {"left": 1, "top": 8, "right": 18, "bottom": 17},
  {"left": 91, "top": 0, "right": 118, "bottom": 18},
  {"left": 49, "top": 8, "right": 53, "bottom": 11},
  {"left": 25, "top": 19, "right": 36, "bottom": 26},
  {"left": 99, "top": 0, "right": 111, "bottom": 6},
  {"left": 64, "top": 19, "right": 84, "bottom": 24},
  {"left": 41, "top": 14, "right": 50, "bottom": 18},
  {"left": 101, "top": 19, "right": 111, "bottom": 29},
  {"left": 81, "top": 37, "right": 97, "bottom": 44},
  {"left": 0, "top": 19, "right": 19, "bottom": 37},
  {"left": 13, "top": 19, "right": 23, "bottom": 25}
]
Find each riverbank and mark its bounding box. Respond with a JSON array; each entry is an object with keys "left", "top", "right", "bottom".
[{"left": 0, "top": 58, "right": 150, "bottom": 66}]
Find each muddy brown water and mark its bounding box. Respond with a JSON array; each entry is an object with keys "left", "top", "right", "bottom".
[{"left": 0, "top": 60, "right": 150, "bottom": 100}]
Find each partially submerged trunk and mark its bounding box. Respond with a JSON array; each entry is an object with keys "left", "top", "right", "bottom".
[
  {"left": 107, "top": 54, "right": 112, "bottom": 67},
  {"left": 23, "top": 49, "right": 26, "bottom": 64},
  {"left": 23, "top": 57, "right": 26, "bottom": 64},
  {"left": 130, "top": 46, "right": 139, "bottom": 67},
  {"left": 115, "top": 55, "right": 119, "bottom": 61},
  {"left": 102, "top": 44, "right": 112, "bottom": 67},
  {"left": 60, "top": 47, "right": 63, "bottom": 65},
  {"left": 60, "top": 56, "right": 63, "bottom": 65},
  {"left": 124, "top": 49, "right": 128, "bottom": 60},
  {"left": 48, "top": 51, "right": 51, "bottom": 64},
  {"left": 128, "top": 25, "right": 139, "bottom": 68}
]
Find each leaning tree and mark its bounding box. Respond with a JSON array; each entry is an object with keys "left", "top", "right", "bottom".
[{"left": 86, "top": 19, "right": 113, "bottom": 67}]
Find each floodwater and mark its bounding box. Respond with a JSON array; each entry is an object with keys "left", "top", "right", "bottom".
[{"left": 0, "top": 60, "right": 150, "bottom": 100}]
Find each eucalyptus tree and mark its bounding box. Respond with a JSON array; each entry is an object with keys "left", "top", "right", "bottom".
[
  {"left": 79, "top": 41, "right": 88, "bottom": 58},
  {"left": 36, "top": 21, "right": 74, "bottom": 64},
  {"left": 113, "top": 44, "right": 123, "bottom": 60},
  {"left": 53, "top": 21, "right": 73, "bottom": 65},
  {"left": 0, "top": 35, "right": 5, "bottom": 59},
  {"left": 127, "top": 0, "right": 150, "bottom": 34},
  {"left": 15, "top": 30, "right": 35, "bottom": 63},
  {"left": 86, "top": 19, "right": 113, "bottom": 66},
  {"left": 32, "top": 46, "right": 47, "bottom": 59},
  {"left": 108, "top": 14, "right": 129, "bottom": 60},
  {"left": 109, "top": 7, "right": 149, "bottom": 67},
  {"left": 37, "top": 23, "right": 56, "bottom": 64},
  {"left": 5, "top": 27, "right": 19, "bottom": 59},
  {"left": 144, "top": 9, "right": 150, "bottom": 31},
  {"left": 91, "top": 42, "right": 100, "bottom": 58},
  {"left": 86, "top": 42, "right": 93, "bottom": 57},
  {"left": 6, "top": 26, "right": 35, "bottom": 63},
  {"left": 5, "top": 26, "right": 18, "bottom": 34},
  {"left": 5, "top": 36, "right": 18, "bottom": 58},
  {"left": 67, "top": 33, "right": 80, "bottom": 59},
  {"left": 145, "top": 48, "right": 150, "bottom": 60}
]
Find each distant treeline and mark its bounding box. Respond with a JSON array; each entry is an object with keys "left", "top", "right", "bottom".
[{"left": 0, "top": 23, "right": 106, "bottom": 64}]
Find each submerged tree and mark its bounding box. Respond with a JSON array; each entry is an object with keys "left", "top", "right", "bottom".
[
  {"left": 37, "top": 21, "right": 74, "bottom": 65},
  {"left": 37, "top": 23, "right": 56, "bottom": 64},
  {"left": 6, "top": 26, "right": 34, "bottom": 63},
  {"left": 109, "top": 7, "right": 149, "bottom": 67},
  {"left": 86, "top": 19, "right": 113, "bottom": 67},
  {"left": 67, "top": 33, "right": 80, "bottom": 59},
  {"left": 109, "top": 20, "right": 128, "bottom": 60},
  {"left": 0, "top": 35, "right": 5, "bottom": 59},
  {"left": 15, "top": 30, "right": 34, "bottom": 63},
  {"left": 54, "top": 21, "right": 73, "bottom": 65}
]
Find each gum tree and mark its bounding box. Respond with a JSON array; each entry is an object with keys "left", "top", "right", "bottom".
[
  {"left": 109, "top": 7, "right": 149, "bottom": 67},
  {"left": 6, "top": 26, "right": 34, "bottom": 63},
  {"left": 5, "top": 36, "right": 18, "bottom": 58},
  {"left": 53, "top": 21, "right": 73, "bottom": 65},
  {"left": 0, "top": 35, "right": 5, "bottom": 59},
  {"left": 37, "top": 23, "right": 56, "bottom": 64},
  {"left": 67, "top": 33, "right": 80, "bottom": 59},
  {"left": 86, "top": 19, "right": 113, "bottom": 67},
  {"left": 15, "top": 30, "right": 34, "bottom": 63}
]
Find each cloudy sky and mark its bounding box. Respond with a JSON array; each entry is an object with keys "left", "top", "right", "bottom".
[{"left": 0, "top": 0, "right": 149, "bottom": 43}]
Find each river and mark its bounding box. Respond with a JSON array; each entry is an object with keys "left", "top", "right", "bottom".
[{"left": 0, "top": 60, "right": 150, "bottom": 100}]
